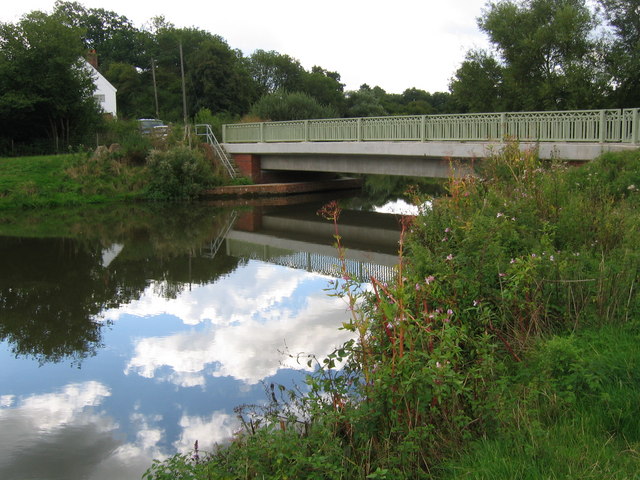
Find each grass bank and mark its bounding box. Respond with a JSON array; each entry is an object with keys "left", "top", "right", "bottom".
[
  {"left": 0, "top": 119, "right": 252, "bottom": 209},
  {"left": 0, "top": 152, "right": 153, "bottom": 208},
  {"left": 0, "top": 147, "right": 243, "bottom": 209}
]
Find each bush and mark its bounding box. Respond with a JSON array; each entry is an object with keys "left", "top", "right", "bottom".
[{"left": 146, "top": 147, "right": 219, "bottom": 200}]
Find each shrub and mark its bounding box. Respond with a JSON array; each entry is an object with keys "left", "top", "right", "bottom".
[{"left": 146, "top": 147, "right": 218, "bottom": 200}]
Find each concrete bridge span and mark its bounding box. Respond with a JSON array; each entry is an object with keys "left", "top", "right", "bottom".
[
  {"left": 220, "top": 108, "right": 640, "bottom": 181},
  {"left": 223, "top": 140, "right": 638, "bottom": 180}
]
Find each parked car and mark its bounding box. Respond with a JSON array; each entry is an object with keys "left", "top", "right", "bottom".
[{"left": 138, "top": 118, "right": 169, "bottom": 136}]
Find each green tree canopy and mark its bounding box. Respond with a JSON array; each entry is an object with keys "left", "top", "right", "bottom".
[
  {"left": 344, "top": 85, "right": 388, "bottom": 117},
  {"left": 300, "top": 66, "right": 345, "bottom": 114},
  {"left": 0, "top": 10, "right": 102, "bottom": 153},
  {"left": 53, "top": 1, "right": 147, "bottom": 69},
  {"left": 248, "top": 49, "right": 305, "bottom": 97},
  {"left": 249, "top": 90, "right": 338, "bottom": 121},
  {"left": 598, "top": 0, "right": 640, "bottom": 106},
  {"left": 450, "top": 50, "right": 505, "bottom": 112},
  {"left": 450, "top": 0, "right": 610, "bottom": 111}
]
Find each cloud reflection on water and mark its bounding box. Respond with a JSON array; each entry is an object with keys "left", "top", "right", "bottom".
[{"left": 113, "top": 260, "right": 354, "bottom": 385}]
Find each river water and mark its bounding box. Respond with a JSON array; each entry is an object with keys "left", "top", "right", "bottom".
[{"left": 0, "top": 193, "right": 410, "bottom": 479}]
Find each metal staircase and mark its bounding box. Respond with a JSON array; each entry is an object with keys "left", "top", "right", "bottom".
[
  {"left": 195, "top": 123, "right": 240, "bottom": 178},
  {"left": 202, "top": 210, "right": 238, "bottom": 259}
]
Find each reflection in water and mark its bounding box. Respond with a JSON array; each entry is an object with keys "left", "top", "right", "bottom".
[{"left": 0, "top": 198, "right": 401, "bottom": 480}]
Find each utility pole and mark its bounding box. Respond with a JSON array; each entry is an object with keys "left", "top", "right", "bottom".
[
  {"left": 179, "top": 41, "right": 190, "bottom": 146},
  {"left": 151, "top": 58, "right": 159, "bottom": 119}
]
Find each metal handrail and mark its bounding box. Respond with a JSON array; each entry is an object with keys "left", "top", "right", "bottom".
[
  {"left": 223, "top": 108, "right": 640, "bottom": 145},
  {"left": 195, "top": 123, "right": 237, "bottom": 178}
]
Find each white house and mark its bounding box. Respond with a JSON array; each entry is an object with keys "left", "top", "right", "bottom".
[{"left": 83, "top": 57, "right": 117, "bottom": 117}]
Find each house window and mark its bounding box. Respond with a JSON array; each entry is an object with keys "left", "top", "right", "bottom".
[{"left": 94, "top": 94, "right": 106, "bottom": 104}]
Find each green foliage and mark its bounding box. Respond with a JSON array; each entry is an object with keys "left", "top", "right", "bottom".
[
  {"left": 344, "top": 85, "right": 388, "bottom": 117},
  {"left": 450, "top": 50, "right": 505, "bottom": 113},
  {"left": 194, "top": 108, "right": 239, "bottom": 140},
  {"left": 247, "top": 49, "right": 305, "bottom": 96},
  {"left": 0, "top": 9, "right": 104, "bottom": 155},
  {"left": 450, "top": 0, "right": 615, "bottom": 111},
  {"left": 301, "top": 66, "right": 346, "bottom": 114},
  {"left": 439, "top": 322, "right": 640, "bottom": 478},
  {"left": 249, "top": 90, "right": 338, "bottom": 121},
  {"left": 599, "top": 0, "right": 640, "bottom": 107},
  {"left": 97, "top": 118, "right": 154, "bottom": 164},
  {"left": 0, "top": 152, "right": 149, "bottom": 208},
  {"left": 146, "top": 146, "right": 218, "bottom": 200}
]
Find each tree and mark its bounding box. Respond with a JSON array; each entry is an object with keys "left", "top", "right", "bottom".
[
  {"left": 247, "top": 49, "right": 305, "bottom": 96},
  {"left": 103, "top": 61, "right": 146, "bottom": 119},
  {"left": 187, "top": 36, "right": 257, "bottom": 116},
  {"left": 0, "top": 10, "right": 102, "bottom": 153},
  {"left": 300, "top": 66, "right": 345, "bottom": 114},
  {"left": 598, "top": 0, "right": 640, "bottom": 106},
  {"left": 53, "top": 1, "right": 147, "bottom": 69},
  {"left": 450, "top": 50, "right": 506, "bottom": 112},
  {"left": 344, "top": 85, "right": 388, "bottom": 117},
  {"left": 472, "top": 0, "right": 608, "bottom": 110},
  {"left": 249, "top": 90, "right": 338, "bottom": 121}
]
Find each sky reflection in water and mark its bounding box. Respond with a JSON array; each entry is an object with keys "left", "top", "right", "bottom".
[
  {"left": 0, "top": 197, "right": 407, "bottom": 479},
  {"left": 0, "top": 256, "right": 354, "bottom": 479}
]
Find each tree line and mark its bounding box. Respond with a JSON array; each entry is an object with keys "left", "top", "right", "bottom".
[{"left": 0, "top": 0, "right": 638, "bottom": 154}]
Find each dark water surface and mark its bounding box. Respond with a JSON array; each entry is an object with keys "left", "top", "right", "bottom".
[{"left": 0, "top": 195, "right": 406, "bottom": 480}]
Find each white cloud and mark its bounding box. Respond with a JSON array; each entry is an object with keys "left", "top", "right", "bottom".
[
  {"left": 103, "top": 260, "right": 304, "bottom": 326},
  {"left": 123, "top": 265, "right": 355, "bottom": 385},
  {"left": 0, "top": 381, "right": 112, "bottom": 433},
  {"left": 173, "top": 410, "right": 240, "bottom": 453}
]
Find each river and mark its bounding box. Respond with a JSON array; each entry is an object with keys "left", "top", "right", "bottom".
[{"left": 0, "top": 192, "right": 414, "bottom": 479}]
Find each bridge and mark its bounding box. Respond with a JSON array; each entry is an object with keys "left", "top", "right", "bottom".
[
  {"left": 221, "top": 204, "right": 401, "bottom": 283},
  {"left": 221, "top": 108, "right": 640, "bottom": 180}
]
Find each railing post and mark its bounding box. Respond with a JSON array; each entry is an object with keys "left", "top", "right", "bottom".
[
  {"left": 599, "top": 110, "right": 606, "bottom": 143},
  {"left": 357, "top": 118, "right": 362, "bottom": 142},
  {"left": 222, "top": 124, "right": 226, "bottom": 143},
  {"left": 633, "top": 109, "right": 640, "bottom": 144},
  {"left": 260, "top": 122, "right": 265, "bottom": 143},
  {"left": 500, "top": 112, "right": 506, "bottom": 141},
  {"left": 304, "top": 120, "right": 309, "bottom": 142},
  {"left": 421, "top": 115, "right": 426, "bottom": 142}
]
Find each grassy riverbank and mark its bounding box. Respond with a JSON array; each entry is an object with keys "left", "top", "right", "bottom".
[
  {"left": 0, "top": 153, "right": 150, "bottom": 208},
  {"left": 0, "top": 135, "right": 244, "bottom": 209},
  {"left": 142, "top": 145, "right": 640, "bottom": 479}
]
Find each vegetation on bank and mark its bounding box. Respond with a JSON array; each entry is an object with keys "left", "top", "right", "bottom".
[
  {"left": 0, "top": 121, "right": 249, "bottom": 209},
  {"left": 143, "top": 146, "right": 640, "bottom": 479}
]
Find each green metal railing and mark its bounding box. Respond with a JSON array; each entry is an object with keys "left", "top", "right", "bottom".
[{"left": 223, "top": 108, "right": 640, "bottom": 145}]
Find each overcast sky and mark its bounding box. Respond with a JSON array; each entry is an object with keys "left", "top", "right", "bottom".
[{"left": 1, "top": 0, "right": 491, "bottom": 94}]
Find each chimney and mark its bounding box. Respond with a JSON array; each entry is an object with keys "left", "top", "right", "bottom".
[{"left": 87, "top": 49, "right": 98, "bottom": 69}]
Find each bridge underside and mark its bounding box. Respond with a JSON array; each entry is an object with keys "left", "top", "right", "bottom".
[{"left": 225, "top": 141, "right": 638, "bottom": 180}]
